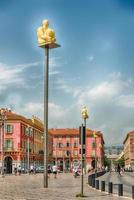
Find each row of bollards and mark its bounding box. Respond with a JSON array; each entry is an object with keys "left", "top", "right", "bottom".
[{"left": 88, "top": 176, "right": 134, "bottom": 199}]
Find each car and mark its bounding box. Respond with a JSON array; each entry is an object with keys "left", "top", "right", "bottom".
[{"left": 36, "top": 166, "right": 44, "bottom": 173}]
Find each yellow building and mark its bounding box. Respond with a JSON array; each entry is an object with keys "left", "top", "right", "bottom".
[{"left": 123, "top": 131, "right": 134, "bottom": 169}]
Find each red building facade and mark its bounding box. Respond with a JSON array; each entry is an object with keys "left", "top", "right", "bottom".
[
  {"left": 0, "top": 109, "right": 46, "bottom": 173},
  {"left": 49, "top": 128, "right": 105, "bottom": 171}
]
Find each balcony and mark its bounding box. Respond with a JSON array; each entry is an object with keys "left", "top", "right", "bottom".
[{"left": 4, "top": 147, "right": 14, "bottom": 152}]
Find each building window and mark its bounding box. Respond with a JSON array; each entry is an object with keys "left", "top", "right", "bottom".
[
  {"left": 24, "top": 127, "right": 28, "bottom": 135},
  {"left": 92, "top": 142, "right": 96, "bottom": 148},
  {"left": 92, "top": 150, "right": 95, "bottom": 157},
  {"left": 58, "top": 142, "right": 63, "bottom": 148},
  {"left": 74, "top": 150, "right": 78, "bottom": 156},
  {"left": 66, "top": 150, "right": 70, "bottom": 156},
  {"left": 5, "top": 124, "right": 13, "bottom": 134},
  {"left": 74, "top": 141, "right": 78, "bottom": 148},
  {"left": 66, "top": 142, "right": 70, "bottom": 147},
  {"left": 5, "top": 140, "right": 13, "bottom": 148}
]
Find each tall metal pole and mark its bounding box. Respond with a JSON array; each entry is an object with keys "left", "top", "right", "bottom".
[
  {"left": 0, "top": 126, "right": 1, "bottom": 173},
  {"left": 27, "top": 137, "right": 30, "bottom": 173},
  {"left": 95, "top": 136, "right": 97, "bottom": 184},
  {"left": 1, "top": 122, "right": 4, "bottom": 177},
  {"left": 44, "top": 46, "right": 49, "bottom": 188},
  {"left": 63, "top": 146, "right": 65, "bottom": 172},
  {"left": 81, "top": 106, "right": 88, "bottom": 175},
  {"left": 81, "top": 124, "right": 84, "bottom": 196},
  {"left": 55, "top": 143, "right": 57, "bottom": 165},
  {"left": 84, "top": 118, "right": 86, "bottom": 174}
]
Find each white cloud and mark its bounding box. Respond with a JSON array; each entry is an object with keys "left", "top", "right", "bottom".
[
  {"left": 15, "top": 62, "right": 40, "bottom": 69},
  {"left": 49, "top": 102, "right": 66, "bottom": 118},
  {"left": 77, "top": 72, "right": 132, "bottom": 106},
  {"left": 89, "top": 81, "right": 121, "bottom": 98},
  {"left": 49, "top": 57, "right": 66, "bottom": 76},
  {"left": 23, "top": 102, "right": 43, "bottom": 113},
  {"left": 54, "top": 77, "right": 81, "bottom": 97},
  {"left": 0, "top": 61, "right": 40, "bottom": 93},
  {"left": 117, "top": 95, "right": 134, "bottom": 108},
  {"left": 55, "top": 78, "right": 73, "bottom": 93},
  {"left": 22, "top": 101, "right": 69, "bottom": 127}
]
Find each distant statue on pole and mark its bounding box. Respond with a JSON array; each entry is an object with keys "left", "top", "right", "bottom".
[{"left": 37, "top": 19, "right": 56, "bottom": 46}]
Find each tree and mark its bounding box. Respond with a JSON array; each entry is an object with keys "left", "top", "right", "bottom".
[{"left": 104, "top": 155, "right": 111, "bottom": 167}]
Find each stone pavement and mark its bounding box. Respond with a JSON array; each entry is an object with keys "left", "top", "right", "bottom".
[
  {"left": 0, "top": 173, "right": 128, "bottom": 200},
  {"left": 97, "top": 171, "right": 134, "bottom": 198}
]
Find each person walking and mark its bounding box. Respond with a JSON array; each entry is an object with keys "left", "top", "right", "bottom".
[
  {"left": 14, "top": 166, "right": 17, "bottom": 175},
  {"left": 52, "top": 164, "right": 57, "bottom": 178},
  {"left": 47, "top": 165, "right": 52, "bottom": 178},
  {"left": 117, "top": 164, "right": 121, "bottom": 176},
  {"left": 30, "top": 165, "right": 34, "bottom": 174},
  {"left": 18, "top": 165, "right": 21, "bottom": 175}
]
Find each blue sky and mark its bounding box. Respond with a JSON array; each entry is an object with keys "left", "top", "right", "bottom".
[{"left": 0, "top": 0, "right": 134, "bottom": 145}]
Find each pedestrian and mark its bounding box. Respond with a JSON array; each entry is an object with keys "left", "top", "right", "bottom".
[
  {"left": 30, "top": 165, "right": 34, "bottom": 174},
  {"left": 52, "top": 164, "right": 57, "bottom": 178},
  {"left": 73, "top": 167, "right": 79, "bottom": 178},
  {"left": 47, "top": 165, "right": 52, "bottom": 177},
  {"left": 14, "top": 167, "right": 17, "bottom": 175},
  {"left": 33, "top": 165, "right": 36, "bottom": 175},
  {"left": 18, "top": 165, "right": 21, "bottom": 175},
  {"left": 117, "top": 164, "right": 121, "bottom": 176}
]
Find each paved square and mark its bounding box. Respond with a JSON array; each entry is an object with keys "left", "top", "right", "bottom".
[{"left": 0, "top": 173, "right": 127, "bottom": 200}]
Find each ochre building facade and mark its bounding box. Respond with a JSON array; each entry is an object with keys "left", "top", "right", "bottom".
[{"left": 123, "top": 131, "right": 134, "bottom": 168}]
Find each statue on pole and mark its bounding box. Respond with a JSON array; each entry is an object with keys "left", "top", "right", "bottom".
[
  {"left": 37, "top": 19, "right": 56, "bottom": 46},
  {"left": 81, "top": 106, "right": 89, "bottom": 119}
]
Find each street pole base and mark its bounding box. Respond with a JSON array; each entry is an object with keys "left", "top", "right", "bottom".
[
  {"left": 1, "top": 173, "right": 5, "bottom": 178},
  {"left": 76, "top": 193, "right": 87, "bottom": 198}
]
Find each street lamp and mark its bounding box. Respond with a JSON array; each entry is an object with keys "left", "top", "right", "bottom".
[
  {"left": 55, "top": 142, "right": 58, "bottom": 166},
  {"left": 37, "top": 19, "right": 60, "bottom": 188},
  {"left": 93, "top": 131, "right": 97, "bottom": 184},
  {"left": 81, "top": 106, "right": 89, "bottom": 174},
  {"left": 26, "top": 126, "right": 32, "bottom": 174},
  {"left": 62, "top": 144, "right": 65, "bottom": 173},
  {"left": 0, "top": 108, "right": 7, "bottom": 177}
]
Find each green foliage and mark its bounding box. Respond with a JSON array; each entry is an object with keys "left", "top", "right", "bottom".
[
  {"left": 115, "top": 157, "right": 125, "bottom": 167},
  {"left": 104, "top": 155, "right": 111, "bottom": 167},
  {"left": 110, "top": 156, "right": 125, "bottom": 168}
]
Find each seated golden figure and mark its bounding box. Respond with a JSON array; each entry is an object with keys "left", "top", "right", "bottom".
[
  {"left": 81, "top": 106, "right": 89, "bottom": 119},
  {"left": 37, "top": 19, "right": 56, "bottom": 45}
]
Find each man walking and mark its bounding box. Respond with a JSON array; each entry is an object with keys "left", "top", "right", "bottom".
[{"left": 52, "top": 164, "right": 58, "bottom": 178}]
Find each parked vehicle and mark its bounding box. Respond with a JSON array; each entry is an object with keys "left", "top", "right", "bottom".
[
  {"left": 36, "top": 165, "right": 52, "bottom": 173},
  {"left": 36, "top": 166, "right": 44, "bottom": 173}
]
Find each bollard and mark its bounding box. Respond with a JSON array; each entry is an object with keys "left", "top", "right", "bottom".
[
  {"left": 118, "top": 184, "right": 123, "bottom": 196},
  {"left": 92, "top": 178, "right": 95, "bottom": 188},
  {"left": 101, "top": 181, "right": 105, "bottom": 191},
  {"left": 95, "top": 179, "right": 99, "bottom": 190},
  {"left": 132, "top": 186, "right": 134, "bottom": 199},
  {"left": 88, "top": 175, "right": 92, "bottom": 186},
  {"left": 108, "top": 182, "right": 113, "bottom": 194}
]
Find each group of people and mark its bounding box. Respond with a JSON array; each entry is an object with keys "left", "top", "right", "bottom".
[
  {"left": 14, "top": 165, "right": 36, "bottom": 175},
  {"left": 14, "top": 165, "right": 22, "bottom": 175},
  {"left": 106, "top": 164, "right": 124, "bottom": 176}
]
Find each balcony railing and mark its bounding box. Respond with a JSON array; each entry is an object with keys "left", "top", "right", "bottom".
[{"left": 4, "top": 147, "right": 14, "bottom": 151}]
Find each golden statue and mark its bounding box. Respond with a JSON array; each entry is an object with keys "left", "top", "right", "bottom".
[
  {"left": 37, "top": 19, "right": 56, "bottom": 46},
  {"left": 81, "top": 106, "right": 89, "bottom": 119}
]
